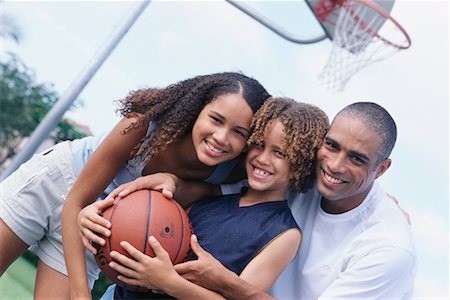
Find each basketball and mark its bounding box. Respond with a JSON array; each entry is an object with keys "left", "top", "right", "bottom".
[{"left": 94, "top": 189, "right": 192, "bottom": 291}]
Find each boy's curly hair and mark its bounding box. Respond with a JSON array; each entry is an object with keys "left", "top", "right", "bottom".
[
  {"left": 247, "top": 97, "right": 329, "bottom": 193},
  {"left": 116, "top": 72, "right": 270, "bottom": 164}
]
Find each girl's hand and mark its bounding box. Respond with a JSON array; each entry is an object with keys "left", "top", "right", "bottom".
[
  {"left": 105, "top": 173, "right": 178, "bottom": 201},
  {"left": 108, "top": 236, "right": 178, "bottom": 291},
  {"left": 78, "top": 197, "right": 115, "bottom": 254}
]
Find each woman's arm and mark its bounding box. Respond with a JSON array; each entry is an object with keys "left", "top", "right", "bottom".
[
  {"left": 78, "top": 173, "right": 179, "bottom": 254},
  {"left": 61, "top": 116, "right": 147, "bottom": 298},
  {"left": 95, "top": 153, "right": 247, "bottom": 209},
  {"left": 222, "top": 153, "right": 247, "bottom": 183},
  {"left": 103, "top": 174, "right": 220, "bottom": 209},
  {"left": 78, "top": 173, "right": 220, "bottom": 256}
]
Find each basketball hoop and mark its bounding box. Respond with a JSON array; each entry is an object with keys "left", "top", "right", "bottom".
[{"left": 314, "top": 0, "right": 411, "bottom": 92}]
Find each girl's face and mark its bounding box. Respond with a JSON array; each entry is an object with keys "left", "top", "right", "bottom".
[
  {"left": 246, "top": 120, "right": 291, "bottom": 200},
  {"left": 192, "top": 93, "right": 253, "bottom": 166}
]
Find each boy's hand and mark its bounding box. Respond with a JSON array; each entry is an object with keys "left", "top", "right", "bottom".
[{"left": 108, "top": 236, "right": 178, "bottom": 291}]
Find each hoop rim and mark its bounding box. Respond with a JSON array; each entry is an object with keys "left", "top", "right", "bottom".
[
  {"left": 352, "top": 0, "right": 411, "bottom": 49},
  {"left": 316, "top": 0, "right": 412, "bottom": 49}
]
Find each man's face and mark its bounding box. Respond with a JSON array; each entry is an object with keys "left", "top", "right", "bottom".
[{"left": 315, "top": 115, "right": 390, "bottom": 212}]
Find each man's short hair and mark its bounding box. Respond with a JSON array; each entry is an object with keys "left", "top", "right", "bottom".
[{"left": 337, "top": 102, "right": 397, "bottom": 163}]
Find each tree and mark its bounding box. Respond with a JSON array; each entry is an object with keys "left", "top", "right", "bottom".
[
  {"left": 0, "top": 13, "right": 109, "bottom": 299},
  {"left": 0, "top": 54, "right": 112, "bottom": 299},
  {"left": 0, "top": 54, "right": 87, "bottom": 167}
]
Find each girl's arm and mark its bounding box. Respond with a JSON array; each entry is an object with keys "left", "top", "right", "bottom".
[
  {"left": 78, "top": 173, "right": 180, "bottom": 253},
  {"left": 61, "top": 116, "right": 147, "bottom": 298},
  {"left": 222, "top": 153, "right": 247, "bottom": 183},
  {"left": 103, "top": 174, "right": 219, "bottom": 209},
  {"left": 78, "top": 174, "right": 219, "bottom": 256},
  {"left": 95, "top": 151, "right": 247, "bottom": 209}
]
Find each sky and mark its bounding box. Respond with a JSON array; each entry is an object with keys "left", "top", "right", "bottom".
[{"left": 1, "top": 0, "right": 449, "bottom": 298}]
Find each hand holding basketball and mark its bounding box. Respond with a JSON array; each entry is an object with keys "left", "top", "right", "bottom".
[
  {"left": 106, "top": 173, "right": 178, "bottom": 201},
  {"left": 78, "top": 197, "right": 115, "bottom": 254},
  {"left": 109, "top": 236, "right": 179, "bottom": 291},
  {"left": 94, "top": 189, "right": 192, "bottom": 291}
]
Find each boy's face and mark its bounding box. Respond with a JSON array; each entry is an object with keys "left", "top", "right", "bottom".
[{"left": 246, "top": 120, "right": 291, "bottom": 201}]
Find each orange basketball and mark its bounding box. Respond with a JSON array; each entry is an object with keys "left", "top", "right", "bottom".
[{"left": 94, "top": 189, "right": 192, "bottom": 291}]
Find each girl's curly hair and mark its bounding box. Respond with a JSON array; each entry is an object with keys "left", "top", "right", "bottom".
[
  {"left": 116, "top": 72, "right": 270, "bottom": 164},
  {"left": 247, "top": 97, "right": 329, "bottom": 193}
]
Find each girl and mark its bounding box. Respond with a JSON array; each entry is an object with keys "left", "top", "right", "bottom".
[
  {"left": 86, "top": 98, "right": 330, "bottom": 299},
  {"left": 0, "top": 72, "right": 270, "bottom": 299}
]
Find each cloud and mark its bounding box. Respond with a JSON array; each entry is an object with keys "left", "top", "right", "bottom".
[
  {"left": 29, "top": 2, "right": 137, "bottom": 89},
  {"left": 413, "top": 275, "right": 449, "bottom": 299},
  {"left": 411, "top": 208, "right": 449, "bottom": 263},
  {"left": 408, "top": 207, "right": 449, "bottom": 299},
  {"left": 28, "top": 3, "right": 93, "bottom": 56}
]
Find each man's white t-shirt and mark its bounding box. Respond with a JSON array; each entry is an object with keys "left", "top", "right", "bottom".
[{"left": 269, "top": 182, "right": 417, "bottom": 299}]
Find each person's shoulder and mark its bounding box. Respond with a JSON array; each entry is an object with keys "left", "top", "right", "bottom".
[
  {"left": 368, "top": 183, "right": 409, "bottom": 219},
  {"left": 196, "top": 193, "right": 237, "bottom": 207},
  {"left": 287, "top": 185, "right": 320, "bottom": 200},
  {"left": 360, "top": 244, "right": 417, "bottom": 284},
  {"left": 286, "top": 186, "right": 320, "bottom": 208},
  {"left": 360, "top": 183, "right": 416, "bottom": 253},
  {"left": 370, "top": 184, "right": 410, "bottom": 222}
]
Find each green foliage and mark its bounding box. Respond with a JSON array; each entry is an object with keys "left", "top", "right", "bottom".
[
  {"left": 92, "top": 272, "right": 113, "bottom": 300},
  {"left": 1, "top": 53, "right": 111, "bottom": 298},
  {"left": 53, "top": 119, "right": 89, "bottom": 142},
  {"left": 0, "top": 255, "right": 35, "bottom": 299},
  {"left": 1, "top": 14, "right": 110, "bottom": 298},
  {"left": 0, "top": 53, "right": 87, "bottom": 166}
]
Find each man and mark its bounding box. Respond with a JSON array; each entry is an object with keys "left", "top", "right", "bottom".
[{"left": 175, "top": 102, "right": 417, "bottom": 299}]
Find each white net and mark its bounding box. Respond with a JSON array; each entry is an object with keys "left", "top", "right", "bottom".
[{"left": 318, "top": 0, "right": 411, "bottom": 92}]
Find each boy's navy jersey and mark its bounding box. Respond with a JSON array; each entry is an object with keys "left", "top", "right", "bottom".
[{"left": 189, "top": 193, "right": 300, "bottom": 275}]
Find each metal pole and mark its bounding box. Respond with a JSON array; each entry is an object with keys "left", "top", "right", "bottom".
[
  {"left": 0, "top": 0, "right": 151, "bottom": 181},
  {"left": 226, "top": 0, "right": 327, "bottom": 44}
]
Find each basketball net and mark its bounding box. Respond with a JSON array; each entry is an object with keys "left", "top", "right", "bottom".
[{"left": 315, "top": 0, "right": 411, "bottom": 92}]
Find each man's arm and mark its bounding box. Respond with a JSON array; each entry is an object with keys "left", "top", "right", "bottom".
[
  {"left": 174, "top": 235, "right": 275, "bottom": 300},
  {"left": 216, "top": 272, "right": 273, "bottom": 300}
]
